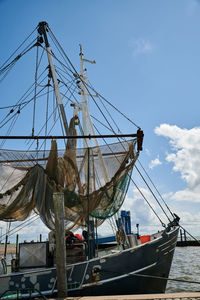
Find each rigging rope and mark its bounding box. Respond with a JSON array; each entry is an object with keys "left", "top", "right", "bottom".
[
  {"left": 135, "top": 164, "right": 171, "bottom": 223},
  {"left": 0, "top": 27, "right": 37, "bottom": 70},
  {"left": 0, "top": 69, "right": 48, "bottom": 111},
  {"left": 0, "top": 84, "right": 47, "bottom": 130},
  {"left": 0, "top": 215, "right": 40, "bottom": 242},
  {"left": 48, "top": 28, "right": 78, "bottom": 75},
  {"left": 0, "top": 113, "right": 20, "bottom": 149},
  {"left": 137, "top": 159, "right": 175, "bottom": 219},
  {"left": 131, "top": 180, "right": 166, "bottom": 227},
  {"left": 0, "top": 24, "right": 172, "bottom": 231},
  {"left": 91, "top": 121, "right": 167, "bottom": 227},
  {"left": 0, "top": 38, "right": 38, "bottom": 84},
  {"left": 85, "top": 80, "right": 140, "bottom": 129},
  {"left": 46, "top": 26, "right": 141, "bottom": 133}
]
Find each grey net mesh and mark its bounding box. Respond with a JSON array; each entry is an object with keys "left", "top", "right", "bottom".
[{"left": 0, "top": 138, "right": 138, "bottom": 230}]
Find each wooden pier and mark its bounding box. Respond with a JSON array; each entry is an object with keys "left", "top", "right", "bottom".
[
  {"left": 177, "top": 229, "right": 200, "bottom": 247},
  {"left": 49, "top": 293, "right": 200, "bottom": 299}
]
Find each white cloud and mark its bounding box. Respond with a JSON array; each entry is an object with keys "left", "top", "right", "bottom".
[
  {"left": 129, "top": 38, "right": 154, "bottom": 56},
  {"left": 155, "top": 123, "right": 200, "bottom": 202},
  {"left": 0, "top": 216, "right": 50, "bottom": 243},
  {"left": 121, "top": 186, "right": 170, "bottom": 234},
  {"left": 149, "top": 156, "right": 162, "bottom": 169}
]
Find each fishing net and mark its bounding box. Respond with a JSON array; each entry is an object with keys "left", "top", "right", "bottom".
[{"left": 0, "top": 135, "right": 138, "bottom": 230}]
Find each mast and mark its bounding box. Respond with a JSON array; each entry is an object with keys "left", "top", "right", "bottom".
[
  {"left": 37, "top": 22, "right": 70, "bottom": 137},
  {"left": 79, "top": 45, "right": 109, "bottom": 183},
  {"left": 79, "top": 44, "right": 95, "bottom": 148}
]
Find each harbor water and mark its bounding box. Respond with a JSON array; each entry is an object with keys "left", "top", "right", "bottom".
[
  {"left": 4, "top": 247, "right": 200, "bottom": 293},
  {"left": 166, "top": 247, "right": 200, "bottom": 293}
]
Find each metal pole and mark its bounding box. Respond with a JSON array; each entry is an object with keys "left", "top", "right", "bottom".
[
  {"left": 184, "top": 229, "right": 187, "bottom": 242},
  {"left": 4, "top": 235, "right": 8, "bottom": 259},
  {"left": 0, "top": 227, "right": 2, "bottom": 243},
  {"left": 16, "top": 234, "right": 19, "bottom": 258},
  {"left": 0, "top": 133, "right": 138, "bottom": 140},
  {"left": 53, "top": 192, "right": 67, "bottom": 298},
  {"left": 87, "top": 148, "right": 90, "bottom": 260}
]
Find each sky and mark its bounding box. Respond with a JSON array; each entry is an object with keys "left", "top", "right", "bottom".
[{"left": 1, "top": 0, "right": 200, "bottom": 242}]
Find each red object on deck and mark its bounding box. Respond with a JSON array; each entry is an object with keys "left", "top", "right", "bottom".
[
  {"left": 74, "top": 234, "right": 83, "bottom": 241},
  {"left": 140, "top": 235, "right": 151, "bottom": 244}
]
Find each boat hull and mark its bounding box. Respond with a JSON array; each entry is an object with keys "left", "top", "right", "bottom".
[{"left": 0, "top": 226, "right": 179, "bottom": 298}]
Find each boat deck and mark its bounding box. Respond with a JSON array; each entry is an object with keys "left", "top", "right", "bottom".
[{"left": 49, "top": 293, "right": 200, "bottom": 299}]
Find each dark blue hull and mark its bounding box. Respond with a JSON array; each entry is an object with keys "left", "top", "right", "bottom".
[{"left": 0, "top": 226, "right": 179, "bottom": 298}]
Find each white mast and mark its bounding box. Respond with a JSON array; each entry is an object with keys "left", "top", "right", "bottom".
[
  {"left": 79, "top": 44, "right": 95, "bottom": 148},
  {"left": 79, "top": 45, "right": 109, "bottom": 183}
]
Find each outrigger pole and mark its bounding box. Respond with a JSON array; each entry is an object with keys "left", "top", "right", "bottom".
[
  {"left": 0, "top": 130, "right": 144, "bottom": 151},
  {"left": 37, "top": 21, "right": 70, "bottom": 138}
]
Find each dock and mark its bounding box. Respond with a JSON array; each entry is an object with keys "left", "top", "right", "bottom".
[
  {"left": 177, "top": 229, "right": 200, "bottom": 247},
  {"left": 49, "top": 293, "right": 200, "bottom": 299}
]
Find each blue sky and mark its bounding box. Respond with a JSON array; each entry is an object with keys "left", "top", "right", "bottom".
[{"left": 1, "top": 0, "right": 200, "bottom": 241}]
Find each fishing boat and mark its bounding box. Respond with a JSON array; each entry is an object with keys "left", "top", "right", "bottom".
[{"left": 0, "top": 22, "right": 179, "bottom": 298}]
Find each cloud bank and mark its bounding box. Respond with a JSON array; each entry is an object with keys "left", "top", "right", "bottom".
[{"left": 155, "top": 123, "right": 200, "bottom": 202}]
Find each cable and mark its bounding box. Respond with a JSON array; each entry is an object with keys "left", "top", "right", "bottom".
[
  {"left": 137, "top": 159, "right": 174, "bottom": 218},
  {"left": 0, "top": 38, "right": 38, "bottom": 84},
  {"left": 85, "top": 80, "right": 140, "bottom": 129},
  {"left": 0, "top": 214, "right": 39, "bottom": 241},
  {"left": 135, "top": 165, "right": 171, "bottom": 222},
  {"left": 131, "top": 179, "right": 166, "bottom": 227},
  {"left": 0, "top": 84, "right": 47, "bottom": 129},
  {"left": 0, "top": 26, "right": 37, "bottom": 70}
]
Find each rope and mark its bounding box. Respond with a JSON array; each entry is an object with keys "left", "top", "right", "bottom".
[
  {"left": 0, "top": 39, "right": 37, "bottom": 84},
  {"left": 101, "top": 266, "right": 200, "bottom": 286},
  {"left": 0, "top": 27, "right": 37, "bottom": 70},
  {"left": 0, "top": 113, "right": 20, "bottom": 148},
  {"left": 132, "top": 272, "right": 200, "bottom": 285},
  {"left": 91, "top": 121, "right": 166, "bottom": 227},
  {"left": 0, "top": 84, "right": 47, "bottom": 129},
  {"left": 131, "top": 179, "right": 166, "bottom": 227},
  {"left": 135, "top": 165, "right": 171, "bottom": 223},
  {"left": 0, "top": 68, "right": 48, "bottom": 111},
  {"left": 48, "top": 28, "right": 78, "bottom": 75},
  {"left": 138, "top": 159, "right": 174, "bottom": 219},
  {"left": 49, "top": 26, "right": 140, "bottom": 130},
  {"left": 85, "top": 80, "right": 140, "bottom": 129},
  {"left": 0, "top": 25, "right": 170, "bottom": 234},
  {"left": 0, "top": 215, "right": 40, "bottom": 241}
]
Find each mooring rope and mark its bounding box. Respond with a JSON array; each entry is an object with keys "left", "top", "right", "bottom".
[{"left": 132, "top": 272, "right": 200, "bottom": 286}]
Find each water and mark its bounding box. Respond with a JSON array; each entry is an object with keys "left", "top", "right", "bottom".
[{"left": 166, "top": 247, "right": 200, "bottom": 293}]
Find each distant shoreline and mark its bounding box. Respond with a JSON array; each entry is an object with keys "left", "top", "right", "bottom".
[{"left": 0, "top": 244, "right": 16, "bottom": 255}]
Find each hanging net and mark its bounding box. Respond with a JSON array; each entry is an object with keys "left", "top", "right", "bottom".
[{"left": 0, "top": 135, "right": 139, "bottom": 231}]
